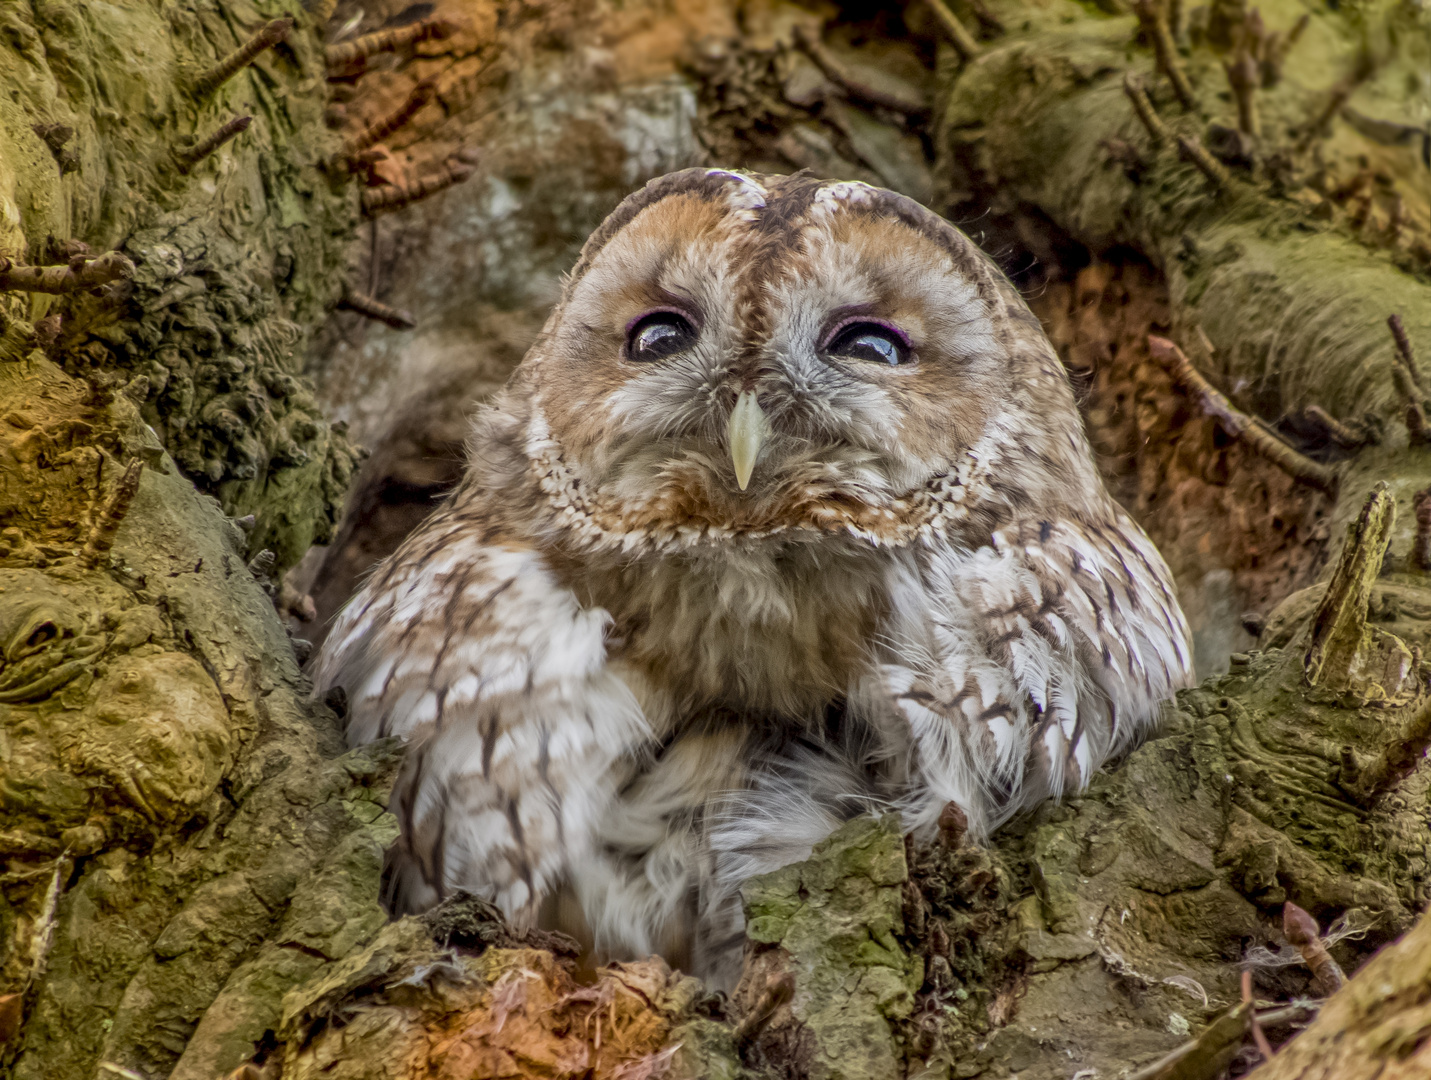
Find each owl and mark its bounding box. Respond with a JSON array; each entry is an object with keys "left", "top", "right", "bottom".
[{"left": 314, "top": 169, "right": 1193, "bottom": 986}]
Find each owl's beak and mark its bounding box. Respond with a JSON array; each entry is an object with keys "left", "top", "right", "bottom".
[{"left": 727, "top": 390, "right": 771, "bottom": 491}]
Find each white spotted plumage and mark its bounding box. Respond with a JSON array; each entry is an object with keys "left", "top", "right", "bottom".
[{"left": 314, "top": 169, "right": 1193, "bottom": 987}]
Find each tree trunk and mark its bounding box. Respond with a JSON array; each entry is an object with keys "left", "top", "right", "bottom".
[{"left": 2, "top": 1, "right": 1429, "bottom": 1078}]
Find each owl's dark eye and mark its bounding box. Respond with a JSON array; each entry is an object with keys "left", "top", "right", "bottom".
[
  {"left": 625, "top": 312, "right": 697, "bottom": 362},
  {"left": 826, "top": 322, "right": 910, "bottom": 367}
]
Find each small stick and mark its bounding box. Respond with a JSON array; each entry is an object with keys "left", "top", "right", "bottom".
[
  {"left": 1282, "top": 903, "right": 1347, "bottom": 996},
  {"left": 1388, "top": 314, "right": 1430, "bottom": 444},
  {"left": 192, "top": 18, "right": 292, "bottom": 96},
  {"left": 1242, "top": 970, "right": 1276, "bottom": 1060},
  {"left": 361, "top": 162, "right": 472, "bottom": 216},
  {"left": 325, "top": 18, "right": 457, "bottom": 71},
  {"left": 0, "top": 250, "right": 134, "bottom": 294},
  {"left": 1147, "top": 335, "right": 1338, "bottom": 493},
  {"left": 1133, "top": 0, "right": 1196, "bottom": 110},
  {"left": 1123, "top": 73, "right": 1167, "bottom": 144},
  {"left": 81, "top": 460, "right": 143, "bottom": 567},
  {"left": 338, "top": 287, "right": 416, "bottom": 329},
  {"left": 924, "top": 0, "right": 981, "bottom": 61},
  {"left": 1262, "top": 14, "right": 1309, "bottom": 87},
  {"left": 175, "top": 115, "right": 252, "bottom": 173},
  {"left": 1299, "top": 55, "right": 1375, "bottom": 148},
  {"left": 1225, "top": 48, "right": 1260, "bottom": 137},
  {"left": 1301, "top": 405, "right": 1372, "bottom": 449},
  {"left": 341, "top": 81, "right": 435, "bottom": 158},
  {"left": 1413, "top": 488, "right": 1431, "bottom": 570},
  {"left": 1178, "top": 134, "right": 1232, "bottom": 188},
  {"left": 794, "top": 26, "right": 927, "bottom": 114}
]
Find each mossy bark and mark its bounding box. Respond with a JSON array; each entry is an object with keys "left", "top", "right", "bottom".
[{"left": 2, "top": 0, "right": 1431, "bottom": 1078}]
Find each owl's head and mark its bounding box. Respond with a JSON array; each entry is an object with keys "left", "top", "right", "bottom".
[{"left": 502, "top": 170, "right": 1103, "bottom": 546}]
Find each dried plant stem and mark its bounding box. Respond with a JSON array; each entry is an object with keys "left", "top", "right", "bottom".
[
  {"left": 1413, "top": 488, "right": 1431, "bottom": 571},
  {"left": 360, "top": 162, "right": 473, "bottom": 216},
  {"left": 1147, "top": 335, "right": 1337, "bottom": 493},
  {"left": 192, "top": 18, "right": 292, "bottom": 96},
  {"left": 1178, "top": 134, "right": 1232, "bottom": 189},
  {"left": 924, "top": 0, "right": 980, "bottom": 61},
  {"left": 0, "top": 251, "right": 133, "bottom": 294},
  {"left": 342, "top": 82, "right": 435, "bottom": 158},
  {"left": 80, "top": 460, "right": 143, "bottom": 567},
  {"left": 338, "top": 287, "right": 416, "bottom": 329},
  {"left": 1133, "top": 0, "right": 1195, "bottom": 109},
  {"left": 1123, "top": 73, "right": 1167, "bottom": 144},
  {"left": 325, "top": 18, "right": 456, "bottom": 71},
  {"left": 175, "top": 115, "right": 252, "bottom": 173},
  {"left": 1225, "top": 49, "right": 1260, "bottom": 137},
  {"left": 1388, "top": 314, "right": 1430, "bottom": 445},
  {"left": 1242, "top": 970, "right": 1276, "bottom": 1061}
]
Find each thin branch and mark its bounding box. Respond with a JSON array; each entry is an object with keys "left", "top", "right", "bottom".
[
  {"left": 1147, "top": 335, "right": 1338, "bottom": 493},
  {"left": 1132, "top": 0, "right": 1196, "bottom": 110},
  {"left": 192, "top": 18, "right": 292, "bottom": 96},
  {"left": 175, "top": 115, "right": 252, "bottom": 173},
  {"left": 81, "top": 460, "right": 143, "bottom": 567},
  {"left": 338, "top": 287, "right": 416, "bottom": 329},
  {"left": 794, "top": 26, "right": 927, "bottom": 114},
  {"left": 341, "top": 81, "right": 435, "bottom": 159},
  {"left": 1123, "top": 73, "right": 1167, "bottom": 144},
  {"left": 325, "top": 18, "right": 457, "bottom": 71},
  {"left": 0, "top": 250, "right": 134, "bottom": 294},
  {"left": 1224, "top": 48, "right": 1260, "bottom": 138},
  {"left": 360, "top": 162, "right": 473, "bottom": 217},
  {"left": 1242, "top": 970, "right": 1276, "bottom": 1062},
  {"left": 1178, "top": 134, "right": 1232, "bottom": 189},
  {"left": 924, "top": 0, "right": 980, "bottom": 61},
  {"left": 1388, "top": 313, "right": 1430, "bottom": 444}
]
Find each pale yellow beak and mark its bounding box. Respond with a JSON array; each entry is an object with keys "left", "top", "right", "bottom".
[{"left": 727, "top": 390, "right": 771, "bottom": 491}]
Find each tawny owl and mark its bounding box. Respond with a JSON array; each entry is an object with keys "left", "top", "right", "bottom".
[{"left": 314, "top": 169, "right": 1193, "bottom": 985}]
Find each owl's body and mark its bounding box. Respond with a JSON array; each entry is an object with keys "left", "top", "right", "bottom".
[{"left": 315, "top": 170, "right": 1192, "bottom": 985}]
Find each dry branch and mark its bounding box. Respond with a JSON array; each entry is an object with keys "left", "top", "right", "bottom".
[
  {"left": 192, "top": 18, "right": 291, "bottom": 96},
  {"left": 1132, "top": 0, "right": 1196, "bottom": 109},
  {"left": 325, "top": 18, "right": 457, "bottom": 71},
  {"left": 1123, "top": 73, "right": 1168, "bottom": 144},
  {"left": 1146, "top": 335, "right": 1337, "bottom": 493},
  {"left": 924, "top": 0, "right": 980, "bottom": 61},
  {"left": 360, "top": 162, "right": 473, "bottom": 216},
  {"left": 175, "top": 115, "right": 252, "bottom": 173},
  {"left": 0, "top": 251, "right": 134, "bottom": 294}
]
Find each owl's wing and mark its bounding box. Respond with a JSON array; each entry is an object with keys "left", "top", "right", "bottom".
[
  {"left": 883, "top": 515, "right": 1193, "bottom": 838},
  {"left": 312, "top": 517, "right": 648, "bottom": 920}
]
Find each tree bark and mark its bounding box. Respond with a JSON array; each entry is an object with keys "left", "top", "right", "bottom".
[{"left": 2, "top": 1, "right": 1430, "bottom": 1079}]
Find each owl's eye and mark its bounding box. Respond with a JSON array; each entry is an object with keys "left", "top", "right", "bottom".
[
  {"left": 826, "top": 322, "right": 910, "bottom": 367},
  {"left": 626, "top": 312, "right": 697, "bottom": 362}
]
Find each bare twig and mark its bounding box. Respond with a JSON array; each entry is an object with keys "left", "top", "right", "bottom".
[
  {"left": 1282, "top": 903, "right": 1347, "bottom": 996},
  {"left": 192, "top": 18, "right": 292, "bottom": 96},
  {"left": 924, "top": 0, "right": 980, "bottom": 61},
  {"left": 341, "top": 81, "right": 435, "bottom": 159},
  {"left": 794, "top": 26, "right": 927, "bottom": 114},
  {"left": 1262, "top": 14, "right": 1309, "bottom": 86},
  {"left": 1388, "top": 314, "right": 1430, "bottom": 444},
  {"left": 1133, "top": 0, "right": 1195, "bottom": 110},
  {"left": 1123, "top": 73, "right": 1167, "bottom": 144},
  {"left": 1178, "top": 134, "right": 1232, "bottom": 188},
  {"left": 325, "top": 18, "right": 457, "bottom": 71},
  {"left": 80, "top": 460, "right": 143, "bottom": 568},
  {"left": 0, "top": 250, "right": 134, "bottom": 294},
  {"left": 1300, "top": 405, "right": 1376, "bottom": 450},
  {"left": 361, "top": 162, "right": 473, "bottom": 216},
  {"left": 338, "top": 287, "right": 416, "bottom": 329},
  {"left": 174, "top": 115, "right": 252, "bottom": 173},
  {"left": 1414, "top": 488, "right": 1431, "bottom": 571},
  {"left": 1242, "top": 970, "right": 1276, "bottom": 1061},
  {"left": 26, "top": 855, "right": 70, "bottom": 990},
  {"left": 1298, "top": 53, "right": 1375, "bottom": 148},
  {"left": 1225, "top": 48, "right": 1260, "bottom": 138},
  {"left": 1147, "top": 336, "right": 1337, "bottom": 492}
]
